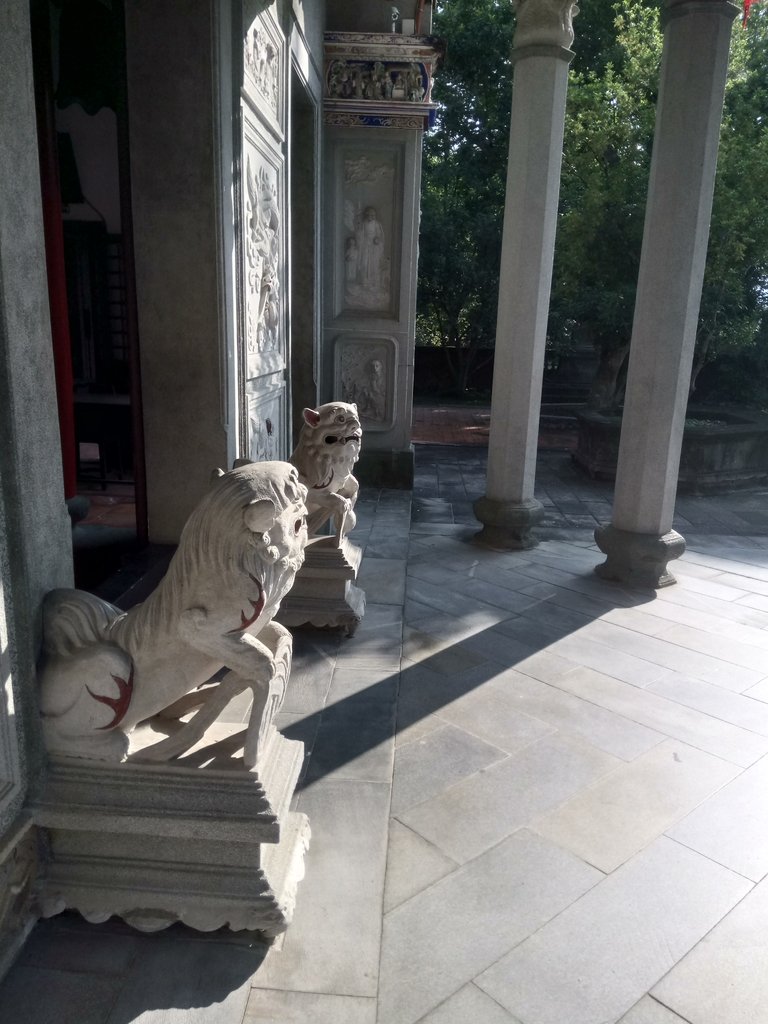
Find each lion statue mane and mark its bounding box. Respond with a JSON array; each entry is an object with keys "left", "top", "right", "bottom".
[
  {"left": 290, "top": 402, "right": 362, "bottom": 545},
  {"left": 39, "top": 461, "right": 308, "bottom": 767}
]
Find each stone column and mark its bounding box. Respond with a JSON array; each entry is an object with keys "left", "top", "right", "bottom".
[
  {"left": 474, "top": 0, "right": 577, "bottom": 549},
  {"left": 595, "top": 0, "right": 739, "bottom": 587},
  {"left": 322, "top": 33, "right": 440, "bottom": 488}
]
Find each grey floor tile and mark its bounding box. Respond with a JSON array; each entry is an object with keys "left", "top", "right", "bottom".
[
  {"left": 106, "top": 935, "right": 264, "bottom": 1023},
  {"left": 254, "top": 779, "right": 389, "bottom": 997},
  {"left": 648, "top": 673, "right": 768, "bottom": 735},
  {"left": 378, "top": 829, "right": 602, "bottom": 1024},
  {"left": 745, "top": 676, "right": 768, "bottom": 702},
  {"left": 391, "top": 722, "right": 507, "bottom": 815},
  {"left": 476, "top": 837, "right": 751, "bottom": 1024},
  {"left": 617, "top": 996, "right": 692, "bottom": 1023},
  {"left": 417, "top": 984, "right": 522, "bottom": 1023},
  {"left": 355, "top": 557, "right": 406, "bottom": 605},
  {"left": 667, "top": 754, "right": 768, "bottom": 881},
  {"left": 534, "top": 739, "right": 739, "bottom": 872},
  {"left": 383, "top": 820, "right": 457, "bottom": 913},
  {"left": 243, "top": 989, "right": 376, "bottom": 1022},
  {"left": 435, "top": 682, "right": 555, "bottom": 755},
  {"left": 652, "top": 875, "right": 768, "bottom": 1024},
  {"left": 304, "top": 695, "right": 395, "bottom": 784},
  {"left": 554, "top": 666, "right": 768, "bottom": 767},
  {"left": 326, "top": 665, "right": 399, "bottom": 701},
  {"left": 402, "top": 625, "right": 490, "bottom": 675},
  {"left": 577, "top": 619, "right": 767, "bottom": 690},
  {"left": 0, "top": 965, "right": 120, "bottom": 1024},
  {"left": 487, "top": 667, "right": 665, "bottom": 761},
  {"left": 398, "top": 733, "right": 619, "bottom": 864},
  {"left": 19, "top": 915, "right": 140, "bottom": 975}
]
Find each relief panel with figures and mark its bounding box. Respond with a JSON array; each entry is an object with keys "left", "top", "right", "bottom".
[
  {"left": 237, "top": 5, "right": 288, "bottom": 458},
  {"left": 334, "top": 148, "right": 402, "bottom": 320}
]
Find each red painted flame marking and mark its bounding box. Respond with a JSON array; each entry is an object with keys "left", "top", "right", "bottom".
[
  {"left": 313, "top": 469, "right": 334, "bottom": 489},
  {"left": 87, "top": 666, "right": 134, "bottom": 730},
  {"left": 228, "top": 573, "right": 265, "bottom": 634}
]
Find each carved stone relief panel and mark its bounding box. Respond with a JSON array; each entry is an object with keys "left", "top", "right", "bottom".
[
  {"left": 241, "top": 124, "right": 284, "bottom": 382},
  {"left": 335, "top": 335, "right": 397, "bottom": 432},
  {"left": 243, "top": 6, "right": 284, "bottom": 138},
  {"left": 247, "top": 387, "right": 284, "bottom": 463},
  {"left": 335, "top": 148, "right": 401, "bottom": 318}
]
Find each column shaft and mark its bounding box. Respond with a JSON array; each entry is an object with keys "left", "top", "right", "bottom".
[
  {"left": 596, "top": 0, "right": 738, "bottom": 586},
  {"left": 474, "top": 12, "right": 576, "bottom": 550}
]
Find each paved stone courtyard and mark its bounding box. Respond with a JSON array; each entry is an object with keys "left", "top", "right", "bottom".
[{"left": 3, "top": 445, "right": 768, "bottom": 1023}]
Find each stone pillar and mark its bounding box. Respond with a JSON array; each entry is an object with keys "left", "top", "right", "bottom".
[
  {"left": 322, "top": 33, "right": 440, "bottom": 487},
  {"left": 474, "top": 0, "right": 577, "bottom": 549},
  {"left": 595, "top": 0, "right": 739, "bottom": 587}
]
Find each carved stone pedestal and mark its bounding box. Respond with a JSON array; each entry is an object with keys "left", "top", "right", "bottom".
[
  {"left": 277, "top": 536, "right": 366, "bottom": 636},
  {"left": 31, "top": 728, "right": 309, "bottom": 936}
]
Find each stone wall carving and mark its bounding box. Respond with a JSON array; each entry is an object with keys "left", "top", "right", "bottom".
[
  {"left": 327, "top": 59, "right": 426, "bottom": 103},
  {"left": 339, "top": 154, "right": 396, "bottom": 314},
  {"left": 512, "top": 0, "right": 580, "bottom": 49},
  {"left": 337, "top": 337, "right": 395, "bottom": 430},
  {"left": 323, "top": 32, "right": 441, "bottom": 132},
  {"left": 244, "top": 19, "right": 280, "bottom": 120},
  {"left": 248, "top": 390, "right": 282, "bottom": 463},
  {"left": 245, "top": 155, "right": 281, "bottom": 361},
  {"left": 38, "top": 462, "right": 308, "bottom": 769}
]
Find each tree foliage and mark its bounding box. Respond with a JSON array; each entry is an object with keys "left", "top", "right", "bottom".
[
  {"left": 418, "top": 0, "right": 768, "bottom": 409},
  {"left": 417, "top": 0, "right": 514, "bottom": 395}
]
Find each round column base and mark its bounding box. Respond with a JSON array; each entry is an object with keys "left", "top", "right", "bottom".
[
  {"left": 473, "top": 496, "right": 544, "bottom": 551},
  {"left": 594, "top": 525, "right": 686, "bottom": 588}
]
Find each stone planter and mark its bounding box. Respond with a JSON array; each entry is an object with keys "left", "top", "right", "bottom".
[{"left": 573, "top": 407, "right": 768, "bottom": 492}]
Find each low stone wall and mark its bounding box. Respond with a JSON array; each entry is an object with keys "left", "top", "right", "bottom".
[{"left": 573, "top": 408, "right": 768, "bottom": 492}]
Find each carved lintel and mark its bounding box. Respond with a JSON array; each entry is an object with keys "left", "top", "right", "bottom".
[{"left": 512, "top": 0, "right": 580, "bottom": 50}]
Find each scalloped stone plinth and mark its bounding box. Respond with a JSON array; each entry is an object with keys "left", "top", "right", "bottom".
[
  {"left": 277, "top": 536, "right": 366, "bottom": 636},
  {"left": 473, "top": 496, "right": 545, "bottom": 551},
  {"left": 31, "top": 729, "right": 309, "bottom": 937},
  {"left": 594, "top": 525, "right": 686, "bottom": 588}
]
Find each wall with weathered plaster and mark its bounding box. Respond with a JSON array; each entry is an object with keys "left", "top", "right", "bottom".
[{"left": 125, "top": 0, "right": 230, "bottom": 544}]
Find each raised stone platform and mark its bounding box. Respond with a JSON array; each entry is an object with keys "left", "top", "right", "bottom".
[
  {"left": 277, "top": 536, "right": 366, "bottom": 636},
  {"left": 31, "top": 728, "right": 309, "bottom": 937}
]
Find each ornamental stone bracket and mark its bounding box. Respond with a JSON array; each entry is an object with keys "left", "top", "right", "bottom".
[{"left": 323, "top": 32, "right": 443, "bottom": 130}]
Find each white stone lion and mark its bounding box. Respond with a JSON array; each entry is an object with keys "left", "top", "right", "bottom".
[
  {"left": 39, "top": 461, "right": 308, "bottom": 767},
  {"left": 290, "top": 402, "right": 362, "bottom": 545}
]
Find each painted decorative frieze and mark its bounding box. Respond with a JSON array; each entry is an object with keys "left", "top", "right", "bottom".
[{"left": 323, "top": 32, "right": 442, "bottom": 130}]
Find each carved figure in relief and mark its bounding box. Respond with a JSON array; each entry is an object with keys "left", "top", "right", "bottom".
[
  {"left": 344, "top": 206, "right": 388, "bottom": 309},
  {"left": 290, "top": 402, "right": 362, "bottom": 546},
  {"left": 39, "top": 463, "right": 308, "bottom": 767},
  {"left": 513, "top": 0, "right": 579, "bottom": 49},
  {"left": 246, "top": 160, "right": 280, "bottom": 353},
  {"left": 345, "top": 358, "right": 386, "bottom": 424}
]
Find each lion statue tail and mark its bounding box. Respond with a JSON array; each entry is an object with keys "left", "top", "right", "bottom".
[{"left": 42, "top": 588, "right": 123, "bottom": 657}]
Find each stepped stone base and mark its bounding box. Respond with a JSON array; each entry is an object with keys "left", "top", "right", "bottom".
[
  {"left": 31, "top": 728, "right": 309, "bottom": 937},
  {"left": 278, "top": 536, "right": 366, "bottom": 636}
]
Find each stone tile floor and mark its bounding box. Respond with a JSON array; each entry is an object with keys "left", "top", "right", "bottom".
[{"left": 4, "top": 445, "right": 768, "bottom": 1023}]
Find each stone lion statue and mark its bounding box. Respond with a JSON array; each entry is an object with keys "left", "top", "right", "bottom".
[
  {"left": 39, "top": 462, "right": 308, "bottom": 767},
  {"left": 290, "top": 402, "right": 362, "bottom": 545}
]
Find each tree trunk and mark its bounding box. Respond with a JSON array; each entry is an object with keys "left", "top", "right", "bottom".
[{"left": 588, "top": 343, "right": 630, "bottom": 413}]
